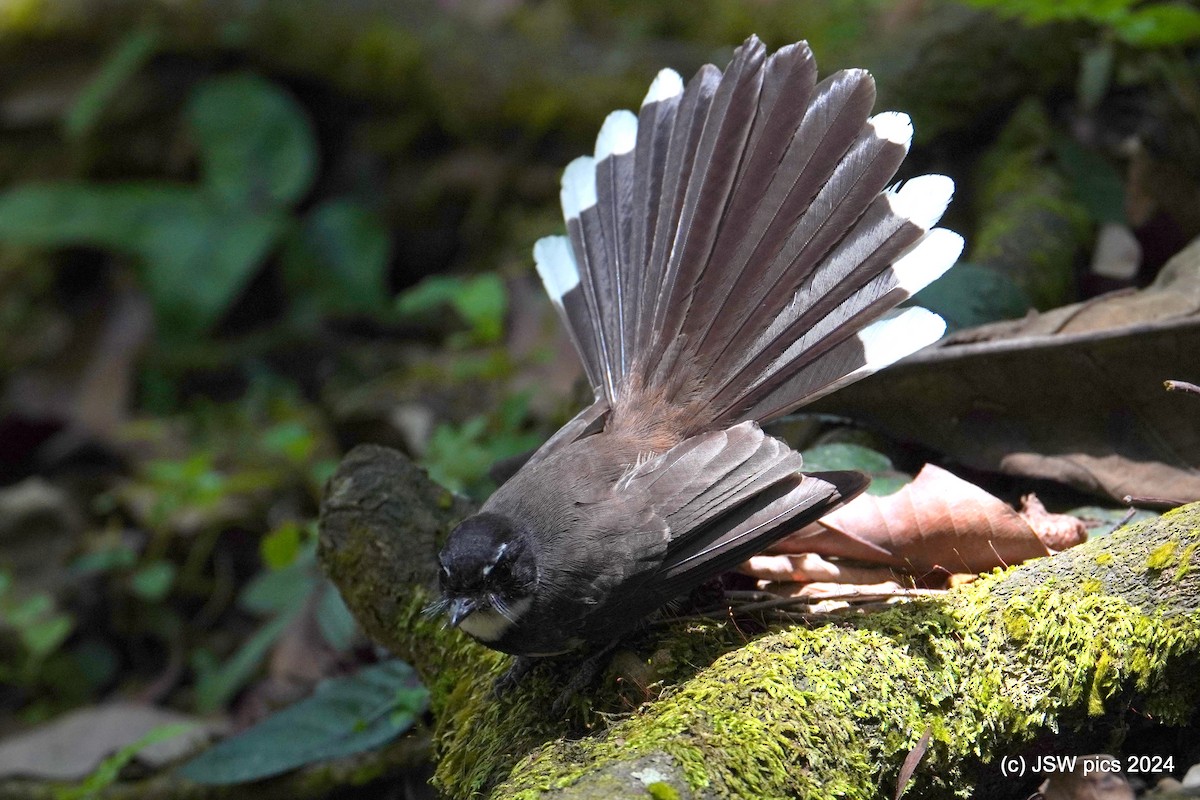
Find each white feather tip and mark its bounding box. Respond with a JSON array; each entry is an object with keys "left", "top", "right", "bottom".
[
  {"left": 642, "top": 68, "right": 684, "bottom": 107},
  {"left": 889, "top": 174, "right": 955, "bottom": 231},
  {"left": 890, "top": 228, "right": 965, "bottom": 295},
  {"left": 594, "top": 110, "right": 638, "bottom": 161},
  {"left": 857, "top": 307, "right": 946, "bottom": 369},
  {"left": 559, "top": 156, "right": 597, "bottom": 220},
  {"left": 868, "top": 111, "right": 913, "bottom": 146},
  {"left": 532, "top": 236, "right": 580, "bottom": 302}
]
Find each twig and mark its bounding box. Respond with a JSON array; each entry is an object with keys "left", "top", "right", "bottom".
[
  {"left": 1165, "top": 379, "right": 1200, "bottom": 396},
  {"left": 1124, "top": 494, "right": 1190, "bottom": 509},
  {"left": 656, "top": 587, "right": 947, "bottom": 626}
]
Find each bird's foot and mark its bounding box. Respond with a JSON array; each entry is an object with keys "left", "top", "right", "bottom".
[
  {"left": 550, "top": 640, "right": 620, "bottom": 714},
  {"left": 492, "top": 655, "right": 539, "bottom": 699}
]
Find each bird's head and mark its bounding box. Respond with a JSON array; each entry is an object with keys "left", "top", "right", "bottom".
[{"left": 430, "top": 512, "right": 538, "bottom": 639}]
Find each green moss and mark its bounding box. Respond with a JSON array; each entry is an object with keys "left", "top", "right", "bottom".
[
  {"left": 1146, "top": 539, "right": 1178, "bottom": 570},
  {"left": 1176, "top": 542, "right": 1199, "bottom": 582},
  {"left": 1003, "top": 606, "right": 1032, "bottom": 639},
  {"left": 1088, "top": 650, "right": 1114, "bottom": 716},
  {"left": 969, "top": 99, "right": 1090, "bottom": 309},
  {"left": 457, "top": 507, "right": 1200, "bottom": 799},
  {"left": 645, "top": 781, "right": 679, "bottom": 800}
]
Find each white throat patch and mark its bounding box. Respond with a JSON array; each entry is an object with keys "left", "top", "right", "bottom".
[{"left": 459, "top": 596, "right": 532, "bottom": 642}]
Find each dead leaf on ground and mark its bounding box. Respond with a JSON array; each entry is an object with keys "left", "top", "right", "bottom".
[
  {"left": 742, "top": 464, "right": 1086, "bottom": 585},
  {"left": 810, "top": 235, "right": 1200, "bottom": 504},
  {"left": 0, "top": 702, "right": 219, "bottom": 781}
]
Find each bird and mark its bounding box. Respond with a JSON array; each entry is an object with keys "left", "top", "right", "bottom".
[{"left": 431, "top": 35, "right": 964, "bottom": 677}]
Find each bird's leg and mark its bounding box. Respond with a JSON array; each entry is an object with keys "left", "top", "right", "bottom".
[
  {"left": 493, "top": 655, "right": 539, "bottom": 698},
  {"left": 551, "top": 639, "right": 621, "bottom": 714}
]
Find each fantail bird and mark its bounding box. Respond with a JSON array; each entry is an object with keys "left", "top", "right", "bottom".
[{"left": 431, "top": 36, "right": 964, "bottom": 669}]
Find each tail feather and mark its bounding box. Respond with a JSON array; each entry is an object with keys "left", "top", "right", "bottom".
[
  {"left": 594, "top": 111, "right": 639, "bottom": 378},
  {"left": 647, "top": 38, "right": 767, "bottom": 374},
  {"left": 687, "top": 70, "right": 882, "bottom": 376},
  {"left": 536, "top": 35, "right": 962, "bottom": 429},
  {"left": 629, "top": 70, "right": 684, "bottom": 356},
  {"left": 635, "top": 64, "right": 722, "bottom": 361}
]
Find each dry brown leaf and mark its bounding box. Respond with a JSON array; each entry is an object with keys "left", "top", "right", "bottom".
[
  {"left": 744, "top": 553, "right": 900, "bottom": 585},
  {"left": 0, "top": 703, "right": 216, "bottom": 780},
  {"left": 752, "top": 465, "right": 1084, "bottom": 580},
  {"left": 810, "top": 236, "right": 1200, "bottom": 504}
]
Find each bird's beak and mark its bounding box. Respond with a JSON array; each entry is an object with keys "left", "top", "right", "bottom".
[{"left": 448, "top": 597, "right": 478, "bottom": 627}]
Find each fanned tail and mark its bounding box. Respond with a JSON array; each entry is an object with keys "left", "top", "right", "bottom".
[{"left": 533, "top": 35, "right": 963, "bottom": 431}]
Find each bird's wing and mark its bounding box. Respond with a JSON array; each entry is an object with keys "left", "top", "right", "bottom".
[
  {"left": 533, "top": 36, "right": 962, "bottom": 427},
  {"left": 616, "top": 421, "right": 867, "bottom": 600}
]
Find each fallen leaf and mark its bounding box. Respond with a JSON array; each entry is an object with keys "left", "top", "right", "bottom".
[
  {"left": 744, "top": 553, "right": 900, "bottom": 586},
  {"left": 0, "top": 703, "right": 216, "bottom": 780},
  {"left": 750, "top": 465, "right": 1085, "bottom": 582},
  {"left": 812, "top": 235, "right": 1200, "bottom": 504}
]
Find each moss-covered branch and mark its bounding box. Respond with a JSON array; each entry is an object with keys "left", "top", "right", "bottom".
[{"left": 318, "top": 445, "right": 1200, "bottom": 799}]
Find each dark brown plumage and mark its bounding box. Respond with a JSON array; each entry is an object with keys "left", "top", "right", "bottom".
[{"left": 434, "top": 35, "right": 964, "bottom": 663}]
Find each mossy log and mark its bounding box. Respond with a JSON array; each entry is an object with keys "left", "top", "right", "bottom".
[{"left": 318, "top": 445, "right": 1200, "bottom": 799}]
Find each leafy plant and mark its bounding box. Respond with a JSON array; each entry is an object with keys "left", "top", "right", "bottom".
[
  {"left": 0, "top": 33, "right": 393, "bottom": 342},
  {"left": 0, "top": 572, "right": 74, "bottom": 684},
  {"left": 180, "top": 660, "right": 428, "bottom": 785},
  {"left": 958, "top": 0, "right": 1200, "bottom": 46},
  {"left": 800, "top": 443, "right": 913, "bottom": 496},
  {"left": 396, "top": 272, "right": 509, "bottom": 346},
  {"left": 192, "top": 525, "right": 358, "bottom": 713},
  {"left": 421, "top": 391, "right": 543, "bottom": 496}
]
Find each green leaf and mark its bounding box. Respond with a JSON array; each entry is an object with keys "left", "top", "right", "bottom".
[
  {"left": 0, "top": 183, "right": 285, "bottom": 337},
  {"left": 1115, "top": 3, "right": 1200, "bottom": 46},
  {"left": 260, "top": 522, "right": 304, "bottom": 570},
  {"left": 260, "top": 421, "right": 317, "bottom": 464},
  {"left": 910, "top": 262, "right": 1031, "bottom": 332},
  {"left": 395, "top": 273, "right": 508, "bottom": 344},
  {"left": 70, "top": 543, "right": 138, "bottom": 574},
  {"left": 20, "top": 613, "right": 73, "bottom": 662},
  {"left": 1077, "top": 41, "right": 1114, "bottom": 114},
  {"left": 450, "top": 273, "right": 506, "bottom": 344},
  {"left": 192, "top": 608, "right": 300, "bottom": 713},
  {"left": 395, "top": 275, "right": 459, "bottom": 315},
  {"left": 180, "top": 660, "right": 427, "bottom": 785},
  {"left": 65, "top": 28, "right": 160, "bottom": 139},
  {"left": 188, "top": 73, "right": 318, "bottom": 209},
  {"left": 315, "top": 583, "right": 358, "bottom": 652},
  {"left": 239, "top": 552, "right": 317, "bottom": 615},
  {"left": 284, "top": 200, "right": 391, "bottom": 316},
  {"left": 800, "top": 444, "right": 911, "bottom": 497},
  {"left": 135, "top": 202, "right": 286, "bottom": 337},
  {"left": 0, "top": 182, "right": 190, "bottom": 250},
  {"left": 131, "top": 560, "right": 176, "bottom": 601},
  {"left": 1055, "top": 138, "right": 1126, "bottom": 225}
]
